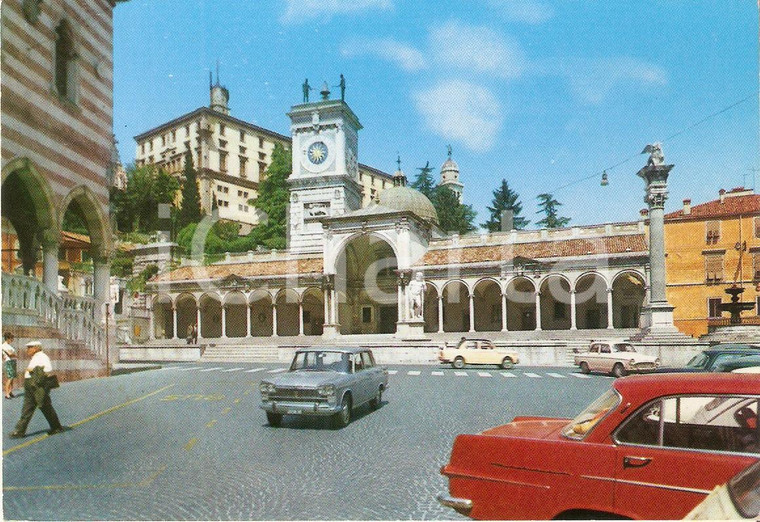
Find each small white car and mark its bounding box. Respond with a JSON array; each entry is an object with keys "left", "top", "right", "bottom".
[
  {"left": 574, "top": 339, "right": 659, "bottom": 377},
  {"left": 438, "top": 338, "right": 519, "bottom": 370}
]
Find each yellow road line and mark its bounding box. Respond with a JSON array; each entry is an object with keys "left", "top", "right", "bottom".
[
  {"left": 184, "top": 437, "right": 198, "bottom": 451},
  {"left": 234, "top": 398, "right": 241, "bottom": 404},
  {"left": 221, "top": 407, "right": 231, "bottom": 415},
  {"left": 3, "top": 384, "right": 176, "bottom": 456},
  {"left": 205, "top": 419, "right": 217, "bottom": 428},
  {"left": 4, "top": 465, "right": 167, "bottom": 492}
]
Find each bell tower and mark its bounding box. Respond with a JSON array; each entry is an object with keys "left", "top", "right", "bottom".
[
  {"left": 287, "top": 81, "right": 362, "bottom": 254},
  {"left": 209, "top": 64, "right": 229, "bottom": 115}
]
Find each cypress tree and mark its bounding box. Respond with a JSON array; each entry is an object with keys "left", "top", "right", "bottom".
[
  {"left": 481, "top": 179, "right": 530, "bottom": 231},
  {"left": 178, "top": 153, "right": 202, "bottom": 228},
  {"left": 410, "top": 161, "right": 436, "bottom": 199}
]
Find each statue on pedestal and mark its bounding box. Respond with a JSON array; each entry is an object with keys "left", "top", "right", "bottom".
[
  {"left": 302, "top": 79, "right": 312, "bottom": 103},
  {"left": 641, "top": 142, "right": 664, "bottom": 166},
  {"left": 407, "top": 272, "right": 425, "bottom": 319}
]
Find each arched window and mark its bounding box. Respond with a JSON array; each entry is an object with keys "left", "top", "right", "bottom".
[{"left": 55, "top": 21, "right": 76, "bottom": 101}]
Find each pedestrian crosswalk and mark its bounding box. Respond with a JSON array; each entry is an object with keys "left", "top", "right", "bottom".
[{"left": 159, "top": 365, "right": 603, "bottom": 380}]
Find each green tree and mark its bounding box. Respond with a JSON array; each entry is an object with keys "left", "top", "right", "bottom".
[
  {"left": 178, "top": 153, "right": 202, "bottom": 229},
  {"left": 249, "top": 142, "right": 291, "bottom": 249},
  {"left": 535, "top": 193, "right": 570, "bottom": 229},
  {"left": 117, "top": 164, "right": 179, "bottom": 232},
  {"left": 410, "top": 161, "right": 436, "bottom": 198},
  {"left": 481, "top": 179, "right": 530, "bottom": 231},
  {"left": 432, "top": 185, "right": 477, "bottom": 235}
]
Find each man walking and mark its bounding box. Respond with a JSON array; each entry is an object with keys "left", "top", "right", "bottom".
[{"left": 9, "top": 341, "right": 65, "bottom": 438}]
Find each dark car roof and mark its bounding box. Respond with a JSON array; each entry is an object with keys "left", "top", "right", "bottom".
[
  {"left": 716, "top": 354, "right": 760, "bottom": 370},
  {"left": 294, "top": 346, "right": 369, "bottom": 354},
  {"left": 703, "top": 344, "right": 760, "bottom": 354},
  {"left": 613, "top": 373, "right": 760, "bottom": 398}
]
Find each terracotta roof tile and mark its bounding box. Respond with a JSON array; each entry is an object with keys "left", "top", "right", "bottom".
[
  {"left": 152, "top": 257, "right": 323, "bottom": 282},
  {"left": 666, "top": 193, "right": 760, "bottom": 221},
  {"left": 414, "top": 234, "right": 647, "bottom": 266}
]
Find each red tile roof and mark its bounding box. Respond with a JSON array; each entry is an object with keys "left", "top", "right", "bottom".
[
  {"left": 152, "top": 257, "right": 323, "bottom": 282},
  {"left": 414, "top": 234, "right": 647, "bottom": 266},
  {"left": 666, "top": 193, "right": 760, "bottom": 221}
]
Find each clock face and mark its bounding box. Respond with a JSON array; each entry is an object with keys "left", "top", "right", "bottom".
[{"left": 307, "top": 141, "right": 328, "bottom": 165}]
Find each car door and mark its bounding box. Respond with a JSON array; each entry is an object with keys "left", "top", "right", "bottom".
[
  {"left": 361, "top": 351, "right": 382, "bottom": 394},
  {"left": 598, "top": 343, "right": 614, "bottom": 373},
  {"left": 352, "top": 352, "right": 371, "bottom": 404},
  {"left": 612, "top": 394, "right": 759, "bottom": 519},
  {"left": 462, "top": 340, "right": 479, "bottom": 364}
]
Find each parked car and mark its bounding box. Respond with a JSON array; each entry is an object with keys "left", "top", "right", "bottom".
[
  {"left": 685, "top": 459, "right": 760, "bottom": 520},
  {"left": 259, "top": 347, "right": 388, "bottom": 428},
  {"left": 437, "top": 373, "right": 759, "bottom": 520},
  {"left": 438, "top": 338, "right": 519, "bottom": 369},
  {"left": 715, "top": 354, "right": 760, "bottom": 373},
  {"left": 658, "top": 344, "right": 760, "bottom": 373},
  {"left": 573, "top": 339, "right": 659, "bottom": 377}
]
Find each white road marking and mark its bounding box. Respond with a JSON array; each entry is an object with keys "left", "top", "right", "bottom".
[
  {"left": 198, "top": 367, "right": 223, "bottom": 372},
  {"left": 524, "top": 372, "right": 542, "bottom": 378},
  {"left": 245, "top": 368, "right": 266, "bottom": 373},
  {"left": 388, "top": 370, "right": 398, "bottom": 375},
  {"left": 570, "top": 373, "right": 592, "bottom": 379},
  {"left": 267, "top": 368, "right": 287, "bottom": 374},
  {"left": 547, "top": 373, "right": 567, "bottom": 379},
  {"left": 407, "top": 370, "right": 421, "bottom": 376},
  {"left": 454, "top": 371, "right": 468, "bottom": 376},
  {"left": 477, "top": 372, "right": 492, "bottom": 377},
  {"left": 431, "top": 371, "right": 444, "bottom": 376},
  {"left": 177, "top": 367, "right": 203, "bottom": 371},
  {"left": 221, "top": 367, "right": 245, "bottom": 372},
  {"left": 500, "top": 372, "right": 517, "bottom": 378}
]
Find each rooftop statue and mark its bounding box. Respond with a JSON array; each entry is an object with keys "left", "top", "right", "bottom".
[
  {"left": 302, "top": 79, "right": 312, "bottom": 103},
  {"left": 641, "top": 142, "right": 664, "bottom": 166}
]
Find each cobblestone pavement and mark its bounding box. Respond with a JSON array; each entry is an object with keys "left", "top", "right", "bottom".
[{"left": 3, "top": 363, "right": 610, "bottom": 520}]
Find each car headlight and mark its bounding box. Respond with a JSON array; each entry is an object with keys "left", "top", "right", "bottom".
[
  {"left": 318, "top": 384, "right": 336, "bottom": 401},
  {"left": 259, "top": 382, "right": 275, "bottom": 394},
  {"left": 629, "top": 359, "right": 636, "bottom": 366},
  {"left": 654, "top": 358, "right": 661, "bottom": 368}
]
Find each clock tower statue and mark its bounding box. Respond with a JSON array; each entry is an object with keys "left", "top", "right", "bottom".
[{"left": 287, "top": 82, "right": 362, "bottom": 253}]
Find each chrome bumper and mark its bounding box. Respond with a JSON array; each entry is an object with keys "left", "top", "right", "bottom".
[
  {"left": 436, "top": 493, "right": 473, "bottom": 514},
  {"left": 260, "top": 400, "right": 340, "bottom": 416}
]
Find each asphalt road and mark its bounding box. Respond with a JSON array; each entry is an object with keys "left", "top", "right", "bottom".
[{"left": 2, "top": 362, "right": 611, "bottom": 520}]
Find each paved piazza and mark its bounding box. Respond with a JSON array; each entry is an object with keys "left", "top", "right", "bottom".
[{"left": 3, "top": 363, "right": 611, "bottom": 520}]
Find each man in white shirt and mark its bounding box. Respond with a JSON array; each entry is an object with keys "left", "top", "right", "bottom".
[
  {"left": 9, "top": 341, "right": 64, "bottom": 438},
  {"left": 2, "top": 332, "right": 17, "bottom": 399}
]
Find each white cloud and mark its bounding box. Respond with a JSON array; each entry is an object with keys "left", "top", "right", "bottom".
[
  {"left": 485, "top": 0, "right": 554, "bottom": 24},
  {"left": 280, "top": 0, "right": 393, "bottom": 24},
  {"left": 414, "top": 80, "right": 504, "bottom": 152},
  {"left": 341, "top": 38, "right": 426, "bottom": 72},
  {"left": 430, "top": 21, "right": 526, "bottom": 78},
  {"left": 548, "top": 57, "right": 668, "bottom": 105}
]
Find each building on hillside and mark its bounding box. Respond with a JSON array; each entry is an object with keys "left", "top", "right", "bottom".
[
  {"left": 132, "top": 78, "right": 417, "bottom": 231},
  {"left": 140, "top": 88, "right": 650, "bottom": 346},
  {"left": 664, "top": 187, "right": 760, "bottom": 337},
  {"left": 1, "top": 0, "right": 125, "bottom": 377}
]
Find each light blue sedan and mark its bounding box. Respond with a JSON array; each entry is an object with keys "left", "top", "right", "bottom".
[{"left": 259, "top": 347, "right": 388, "bottom": 428}]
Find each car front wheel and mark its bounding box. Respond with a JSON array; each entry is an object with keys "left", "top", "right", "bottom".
[
  {"left": 332, "top": 395, "right": 352, "bottom": 429},
  {"left": 452, "top": 357, "right": 465, "bottom": 369},
  {"left": 612, "top": 363, "right": 627, "bottom": 378},
  {"left": 580, "top": 362, "right": 590, "bottom": 374},
  {"left": 266, "top": 412, "right": 282, "bottom": 427},
  {"left": 501, "top": 357, "right": 514, "bottom": 370}
]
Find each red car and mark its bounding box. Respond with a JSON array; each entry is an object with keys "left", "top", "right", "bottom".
[{"left": 437, "top": 373, "right": 759, "bottom": 520}]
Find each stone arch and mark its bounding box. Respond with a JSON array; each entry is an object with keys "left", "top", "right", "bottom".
[
  {"left": 336, "top": 234, "right": 398, "bottom": 334},
  {"left": 199, "top": 293, "right": 222, "bottom": 338},
  {"left": 575, "top": 273, "right": 609, "bottom": 329},
  {"left": 152, "top": 294, "right": 173, "bottom": 339},
  {"left": 275, "top": 288, "right": 300, "bottom": 336},
  {"left": 1, "top": 158, "right": 58, "bottom": 275},
  {"left": 506, "top": 277, "right": 536, "bottom": 331},
  {"left": 612, "top": 271, "right": 646, "bottom": 328},
  {"left": 423, "top": 281, "right": 439, "bottom": 333},
  {"left": 249, "top": 288, "right": 273, "bottom": 337},
  {"left": 59, "top": 185, "right": 112, "bottom": 259},
  {"left": 301, "top": 287, "right": 324, "bottom": 336},
  {"left": 473, "top": 278, "right": 502, "bottom": 331},
  {"left": 442, "top": 280, "right": 470, "bottom": 332},
  {"left": 176, "top": 293, "right": 197, "bottom": 340},
  {"left": 540, "top": 275, "right": 571, "bottom": 330},
  {"left": 327, "top": 230, "right": 400, "bottom": 275},
  {"left": 223, "top": 291, "right": 248, "bottom": 338}
]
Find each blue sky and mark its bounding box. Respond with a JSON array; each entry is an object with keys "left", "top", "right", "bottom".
[{"left": 113, "top": 1, "right": 759, "bottom": 229}]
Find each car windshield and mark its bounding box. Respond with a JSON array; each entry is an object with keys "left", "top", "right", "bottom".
[
  {"left": 613, "top": 343, "right": 636, "bottom": 352},
  {"left": 562, "top": 389, "right": 621, "bottom": 440},
  {"left": 728, "top": 460, "right": 760, "bottom": 519},
  {"left": 686, "top": 352, "right": 709, "bottom": 369},
  {"left": 290, "top": 351, "right": 349, "bottom": 373}
]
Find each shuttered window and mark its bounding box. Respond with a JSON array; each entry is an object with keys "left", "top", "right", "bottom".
[
  {"left": 753, "top": 253, "right": 760, "bottom": 280},
  {"left": 755, "top": 217, "right": 760, "bottom": 239},
  {"left": 705, "top": 221, "right": 720, "bottom": 244},
  {"left": 704, "top": 253, "right": 724, "bottom": 282},
  {"left": 708, "top": 298, "right": 722, "bottom": 318}
]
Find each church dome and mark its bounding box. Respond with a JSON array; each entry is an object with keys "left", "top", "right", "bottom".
[{"left": 379, "top": 185, "right": 439, "bottom": 225}]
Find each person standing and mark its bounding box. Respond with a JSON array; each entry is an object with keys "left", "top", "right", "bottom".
[
  {"left": 9, "top": 341, "right": 65, "bottom": 438},
  {"left": 2, "top": 332, "right": 17, "bottom": 399}
]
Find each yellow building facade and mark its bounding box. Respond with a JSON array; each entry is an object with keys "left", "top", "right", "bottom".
[{"left": 664, "top": 188, "right": 760, "bottom": 337}]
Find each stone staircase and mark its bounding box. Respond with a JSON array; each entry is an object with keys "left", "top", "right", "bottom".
[{"left": 201, "top": 343, "right": 280, "bottom": 362}]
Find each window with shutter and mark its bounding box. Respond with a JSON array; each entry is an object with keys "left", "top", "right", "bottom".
[
  {"left": 708, "top": 298, "right": 722, "bottom": 318},
  {"left": 755, "top": 217, "right": 760, "bottom": 239},
  {"left": 704, "top": 254, "right": 724, "bottom": 282},
  {"left": 705, "top": 221, "right": 720, "bottom": 244},
  {"left": 753, "top": 253, "right": 760, "bottom": 280}
]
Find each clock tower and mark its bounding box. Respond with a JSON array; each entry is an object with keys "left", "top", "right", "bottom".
[{"left": 287, "top": 90, "right": 363, "bottom": 253}]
